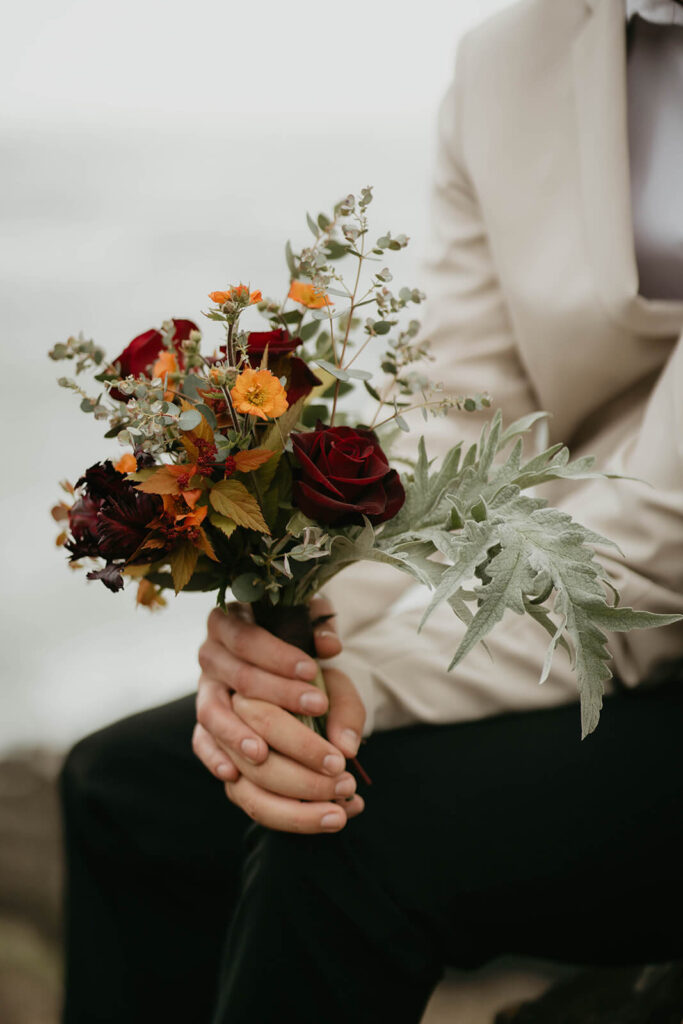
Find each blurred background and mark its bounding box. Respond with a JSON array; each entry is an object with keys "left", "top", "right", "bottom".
[{"left": 1, "top": 1, "right": 517, "bottom": 1020}]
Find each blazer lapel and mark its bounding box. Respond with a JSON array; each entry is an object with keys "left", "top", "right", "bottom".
[{"left": 571, "top": 0, "right": 683, "bottom": 335}]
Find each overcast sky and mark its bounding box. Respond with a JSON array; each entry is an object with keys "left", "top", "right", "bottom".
[{"left": 3, "top": 0, "right": 511, "bottom": 121}]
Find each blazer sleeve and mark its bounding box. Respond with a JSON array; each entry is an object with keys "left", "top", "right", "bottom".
[{"left": 323, "top": 32, "right": 544, "bottom": 734}]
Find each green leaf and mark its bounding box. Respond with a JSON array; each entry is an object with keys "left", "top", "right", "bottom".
[
  {"left": 285, "top": 240, "right": 296, "bottom": 276},
  {"left": 306, "top": 212, "right": 319, "bottom": 237},
  {"left": 231, "top": 572, "right": 266, "bottom": 603},
  {"left": 315, "top": 359, "right": 350, "bottom": 382},
  {"left": 209, "top": 512, "right": 237, "bottom": 538},
  {"left": 373, "top": 321, "right": 392, "bottom": 335},
  {"left": 364, "top": 380, "right": 382, "bottom": 402},
  {"left": 346, "top": 368, "right": 373, "bottom": 381},
  {"left": 299, "top": 320, "right": 320, "bottom": 342},
  {"left": 178, "top": 409, "right": 202, "bottom": 430},
  {"left": 194, "top": 403, "right": 217, "bottom": 429}
]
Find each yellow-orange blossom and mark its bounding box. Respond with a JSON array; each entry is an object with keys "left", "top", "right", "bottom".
[{"left": 231, "top": 368, "right": 288, "bottom": 420}]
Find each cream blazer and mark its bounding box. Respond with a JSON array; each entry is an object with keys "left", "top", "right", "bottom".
[{"left": 325, "top": 0, "right": 683, "bottom": 736}]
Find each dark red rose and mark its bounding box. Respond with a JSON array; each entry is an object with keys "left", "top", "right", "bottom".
[
  {"left": 66, "top": 460, "right": 164, "bottom": 590},
  {"left": 290, "top": 424, "right": 405, "bottom": 526},
  {"left": 109, "top": 318, "right": 197, "bottom": 402},
  {"left": 247, "top": 328, "right": 300, "bottom": 359},
  {"left": 286, "top": 356, "right": 321, "bottom": 405}
]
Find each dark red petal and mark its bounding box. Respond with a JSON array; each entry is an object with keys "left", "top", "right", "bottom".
[
  {"left": 291, "top": 435, "right": 346, "bottom": 498},
  {"left": 292, "top": 480, "right": 362, "bottom": 525},
  {"left": 247, "top": 329, "right": 300, "bottom": 359},
  {"left": 286, "top": 356, "right": 321, "bottom": 405},
  {"left": 86, "top": 563, "right": 125, "bottom": 592},
  {"left": 368, "top": 470, "right": 405, "bottom": 524}
]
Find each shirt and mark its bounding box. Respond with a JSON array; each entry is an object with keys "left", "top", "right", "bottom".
[{"left": 627, "top": 2, "right": 683, "bottom": 300}]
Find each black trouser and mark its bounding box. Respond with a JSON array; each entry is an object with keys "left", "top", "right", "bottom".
[{"left": 59, "top": 677, "right": 683, "bottom": 1024}]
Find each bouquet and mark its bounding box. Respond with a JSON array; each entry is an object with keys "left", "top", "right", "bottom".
[{"left": 50, "top": 186, "right": 678, "bottom": 741}]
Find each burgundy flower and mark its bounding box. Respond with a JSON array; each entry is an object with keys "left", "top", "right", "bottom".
[
  {"left": 290, "top": 424, "right": 405, "bottom": 526},
  {"left": 65, "top": 460, "right": 164, "bottom": 591},
  {"left": 286, "top": 356, "right": 321, "bottom": 405},
  {"left": 247, "top": 328, "right": 300, "bottom": 359},
  {"left": 109, "top": 318, "right": 197, "bottom": 402}
]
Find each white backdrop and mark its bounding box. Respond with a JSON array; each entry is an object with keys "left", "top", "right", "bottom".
[{"left": 1, "top": 0, "right": 513, "bottom": 752}]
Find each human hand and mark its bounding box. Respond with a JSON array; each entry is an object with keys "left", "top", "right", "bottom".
[{"left": 193, "top": 595, "right": 367, "bottom": 833}]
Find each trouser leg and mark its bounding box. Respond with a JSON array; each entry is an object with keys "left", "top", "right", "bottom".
[
  {"left": 60, "top": 694, "right": 248, "bottom": 1024},
  {"left": 212, "top": 676, "right": 683, "bottom": 1024}
]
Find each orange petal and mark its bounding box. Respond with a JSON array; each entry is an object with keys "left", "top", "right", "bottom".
[
  {"left": 288, "top": 280, "right": 331, "bottom": 309},
  {"left": 114, "top": 453, "right": 138, "bottom": 474}
]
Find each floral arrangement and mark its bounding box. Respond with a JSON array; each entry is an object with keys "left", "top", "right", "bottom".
[{"left": 50, "top": 187, "right": 678, "bottom": 738}]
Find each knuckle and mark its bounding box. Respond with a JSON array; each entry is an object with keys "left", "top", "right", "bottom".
[
  {"left": 207, "top": 607, "right": 223, "bottom": 636},
  {"left": 197, "top": 643, "right": 212, "bottom": 673},
  {"left": 241, "top": 798, "right": 259, "bottom": 821},
  {"left": 195, "top": 698, "right": 215, "bottom": 733},
  {"left": 232, "top": 662, "right": 253, "bottom": 695},
  {"left": 229, "top": 629, "right": 250, "bottom": 660},
  {"left": 289, "top": 807, "right": 308, "bottom": 834}
]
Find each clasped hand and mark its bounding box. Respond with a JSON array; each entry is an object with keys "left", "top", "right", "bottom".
[{"left": 193, "top": 595, "right": 366, "bottom": 834}]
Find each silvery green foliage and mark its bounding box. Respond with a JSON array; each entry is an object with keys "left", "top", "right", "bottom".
[{"left": 319, "top": 411, "right": 681, "bottom": 738}]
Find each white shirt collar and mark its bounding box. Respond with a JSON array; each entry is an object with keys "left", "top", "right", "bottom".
[{"left": 626, "top": 0, "right": 683, "bottom": 25}]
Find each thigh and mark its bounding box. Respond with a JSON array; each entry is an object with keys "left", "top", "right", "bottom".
[
  {"left": 349, "top": 675, "right": 683, "bottom": 969},
  {"left": 61, "top": 694, "right": 249, "bottom": 1023},
  {"left": 211, "top": 676, "right": 683, "bottom": 1024}
]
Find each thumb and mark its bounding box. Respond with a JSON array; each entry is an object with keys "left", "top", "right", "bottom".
[{"left": 323, "top": 666, "right": 366, "bottom": 759}]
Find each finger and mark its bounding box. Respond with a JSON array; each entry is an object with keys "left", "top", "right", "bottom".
[
  {"left": 225, "top": 775, "right": 348, "bottom": 834},
  {"left": 231, "top": 693, "right": 347, "bottom": 776},
  {"left": 229, "top": 744, "right": 357, "bottom": 802},
  {"left": 334, "top": 793, "right": 365, "bottom": 820},
  {"left": 191, "top": 722, "right": 240, "bottom": 782},
  {"left": 309, "top": 593, "right": 343, "bottom": 659},
  {"left": 196, "top": 676, "right": 268, "bottom": 765},
  {"left": 198, "top": 640, "right": 328, "bottom": 717},
  {"left": 322, "top": 667, "right": 366, "bottom": 759},
  {"left": 207, "top": 606, "right": 319, "bottom": 682}
]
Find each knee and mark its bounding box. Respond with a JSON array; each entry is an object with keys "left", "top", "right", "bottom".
[{"left": 59, "top": 720, "right": 134, "bottom": 820}]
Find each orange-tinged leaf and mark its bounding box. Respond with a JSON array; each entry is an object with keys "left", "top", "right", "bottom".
[
  {"left": 56, "top": 530, "right": 67, "bottom": 547},
  {"left": 209, "top": 480, "right": 270, "bottom": 534},
  {"left": 170, "top": 541, "right": 199, "bottom": 593},
  {"left": 135, "top": 465, "right": 198, "bottom": 496},
  {"left": 51, "top": 501, "right": 70, "bottom": 523},
  {"left": 232, "top": 448, "right": 275, "bottom": 473},
  {"left": 208, "top": 512, "right": 237, "bottom": 538},
  {"left": 196, "top": 528, "right": 218, "bottom": 561},
  {"left": 183, "top": 488, "right": 202, "bottom": 510}
]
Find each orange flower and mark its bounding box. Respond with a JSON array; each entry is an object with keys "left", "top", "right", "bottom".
[
  {"left": 114, "top": 453, "right": 137, "bottom": 474},
  {"left": 208, "top": 285, "right": 262, "bottom": 305},
  {"left": 152, "top": 350, "right": 178, "bottom": 400},
  {"left": 231, "top": 368, "right": 289, "bottom": 420},
  {"left": 288, "top": 280, "right": 331, "bottom": 309}
]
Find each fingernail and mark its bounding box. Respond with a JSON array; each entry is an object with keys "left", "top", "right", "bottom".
[
  {"left": 321, "top": 812, "right": 343, "bottom": 830},
  {"left": 323, "top": 753, "right": 345, "bottom": 775},
  {"left": 342, "top": 729, "right": 360, "bottom": 756},
  {"left": 241, "top": 738, "right": 260, "bottom": 762},
  {"left": 216, "top": 763, "right": 232, "bottom": 779},
  {"left": 316, "top": 629, "right": 336, "bottom": 639},
  {"left": 300, "top": 691, "right": 326, "bottom": 714},
  {"left": 295, "top": 660, "right": 317, "bottom": 681},
  {"left": 334, "top": 774, "right": 356, "bottom": 797}
]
